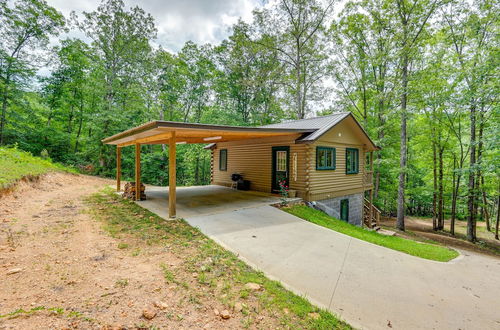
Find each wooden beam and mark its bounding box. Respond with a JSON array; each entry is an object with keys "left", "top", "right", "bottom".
[
  {"left": 116, "top": 146, "right": 122, "bottom": 191},
  {"left": 114, "top": 130, "right": 302, "bottom": 146},
  {"left": 135, "top": 143, "right": 141, "bottom": 201},
  {"left": 168, "top": 131, "right": 176, "bottom": 218}
]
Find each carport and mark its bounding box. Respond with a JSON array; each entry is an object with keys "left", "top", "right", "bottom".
[
  {"left": 102, "top": 121, "right": 313, "bottom": 219},
  {"left": 137, "top": 184, "right": 280, "bottom": 219}
]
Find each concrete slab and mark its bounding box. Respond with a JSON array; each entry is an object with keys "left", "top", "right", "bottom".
[
  {"left": 136, "top": 186, "right": 500, "bottom": 330},
  {"left": 135, "top": 185, "right": 279, "bottom": 219}
]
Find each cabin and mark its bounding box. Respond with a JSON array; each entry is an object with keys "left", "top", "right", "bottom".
[
  {"left": 102, "top": 112, "right": 380, "bottom": 228},
  {"left": 208, "top": 113, "right": 379, "bottom": 226}
]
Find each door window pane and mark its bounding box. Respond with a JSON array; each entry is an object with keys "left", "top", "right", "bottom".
[{"left": 276, "top": 151, "right": 287, "bottom": 171}]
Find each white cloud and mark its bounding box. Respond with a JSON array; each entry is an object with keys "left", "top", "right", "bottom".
[{"left": 46, "top": 0, "right": 261, "bottom": 53}]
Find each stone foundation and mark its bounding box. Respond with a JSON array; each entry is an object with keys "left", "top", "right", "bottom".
[{"left": 313, "top": 193, "right": 363, "bottom": 226}]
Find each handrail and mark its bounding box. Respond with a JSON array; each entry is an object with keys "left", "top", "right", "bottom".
[
  {"left": 363, "top": 198, "right": 381, "bottom": 228},
  {"left": 364, "top": 198, "right": 381, "bottom": 213}
]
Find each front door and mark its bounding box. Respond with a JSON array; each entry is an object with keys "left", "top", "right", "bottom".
[{"left": 272, "top": 146, "right": 290, "bottom": 193}]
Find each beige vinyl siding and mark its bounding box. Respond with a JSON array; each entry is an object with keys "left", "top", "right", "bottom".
[
  {"left": 211, "top": 134, "right": 308, "bottom": 198},
  {"left": 308, "top": 118, "right": 368, "bottom": 201},
  {"left": 210, "top": 115, "right": 373, "bottom": 201}
]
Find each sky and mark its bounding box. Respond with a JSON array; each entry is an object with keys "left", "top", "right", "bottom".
[{"left": 46, "top": 0, "right": 262, "bottom": 53}]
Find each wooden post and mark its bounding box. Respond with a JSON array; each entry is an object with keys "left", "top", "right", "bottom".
[
  {"left": 135, "top": 143, "right": 141, "bottom": 201},
  {"left": 169, "top": 132, "right": 176, "bottom": 219},
  {"left": 369, "top": 188, "right": 374, "bottom": 226},
  {"left": 116, "top": 146, "right": 121, "bottom": 191}
]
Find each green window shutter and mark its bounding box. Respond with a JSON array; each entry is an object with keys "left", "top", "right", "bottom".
[
  {"left": 219, "top": 149, "right": 227, "bottom": 171},
  {"left": 316, "top": 146, "right": 336, "bottom": 170},
  {"left": 346, "top": 148, "right": 359, "bottom": 174}
]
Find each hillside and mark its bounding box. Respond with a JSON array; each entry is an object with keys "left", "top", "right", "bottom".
[{"left": 0, "top": 147, "right": 74, "bottom": 191}]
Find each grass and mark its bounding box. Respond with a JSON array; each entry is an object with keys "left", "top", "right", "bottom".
[
  {"left": 283, "top": 205, "right": 459, "bottom": 262},
  {"left": 86, "top": 188, "right": 351, "bottom": 329},
  {"left": 0, "top": 146, "right": 75, "bottom": 190},
  {"left": 0, "top": 306, "right": 93, "bottom": 323}
]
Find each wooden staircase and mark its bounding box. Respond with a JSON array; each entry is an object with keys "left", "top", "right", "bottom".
[{"left": 364, "top": 198, "right": 381, "bottom": 231}]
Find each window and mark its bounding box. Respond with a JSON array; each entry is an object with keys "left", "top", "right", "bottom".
[
  {"left": 316, "top": 146, "right": 336, "bottom": 170},
  {"left": 346, "top": 148, "right": 359, "bottom": 174},
  {"left": 276, "top": 151, "right": 287, "bottom": 171},
  {"left": 219, "top": 149, "right": 227, "bottom": 171}
]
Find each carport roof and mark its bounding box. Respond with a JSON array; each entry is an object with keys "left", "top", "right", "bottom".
[
  {"left": 101, "top": 120, "right": 314, "bottom": 146},
  {"left": 102, "top": 112, "right": 379, "bottom": 150}
]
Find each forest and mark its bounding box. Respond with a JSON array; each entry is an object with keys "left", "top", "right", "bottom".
[{"left": 0, "top": 0, "right": 498, "bottom": 242}]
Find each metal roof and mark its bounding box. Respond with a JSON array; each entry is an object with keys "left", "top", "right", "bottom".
[
  {"left": 261, "top": 112, "right": 350, "bottom": 130},
  {"left": 103, "top": 112, "right": 379, "bottom": 150},
  {"left": 261, "top": 112, "right": 378, "bottom": 149}
]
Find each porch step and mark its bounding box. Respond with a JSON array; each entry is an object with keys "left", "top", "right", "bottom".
[
  {"left": 271, "top": 197, "right": 303, "bottom": 207},
  {"left": 377, "top": 228, "right": 396, "bottom": 236}
]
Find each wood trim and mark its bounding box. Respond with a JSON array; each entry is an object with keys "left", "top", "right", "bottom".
[
  {"left": 102, "top": 120, "right": 313, "bottom": 145},
  {"left": 309, "top": 187, "right": 365, "bottom": 201}
]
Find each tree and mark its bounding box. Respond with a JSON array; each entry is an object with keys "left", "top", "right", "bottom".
[
  {"left": 177, "top": 42, "right": 215, "bottom": 123},
  {"left": 393, "top": 0, "right": 444, "bottom": 231},
  {"left": 414, "top": 38, "right": 453, "bottom": 230},
  {"left": 329, "top": 0, "right": 399, "bottom": 204},
  {"left": 214, "top": 21, "right": 283, "bottom": 125},
  {"left": 442, "top": 0, "right": 498, "bottom": 241},
  {"left": 43, "top": 39, "right": 92, "bottom": 153},
  {"left": 252, "top": 0, "right": 334, "bottom": 119},
  {"left": 0, "top": 0, "right": 65, "bottom": 144},
  {"left": 75, "top": 0, "right": 156, "bottom": 169}
]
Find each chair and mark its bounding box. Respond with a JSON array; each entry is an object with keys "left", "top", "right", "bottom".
[{"left": 231, "top": 173, "right": 243, "bottom": 190}]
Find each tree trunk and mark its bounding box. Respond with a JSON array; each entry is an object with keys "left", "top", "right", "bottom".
[
  {"left": 374, "top": 108, "right": 385, "bottom": 199},
  {"left": 495, "top": 183, "right": 499, "bottom": 240},
  {"left": 467, "top": 103, "right": 477, "bottom": 242},
  {"left": 481, "top": 178, "right": 490, "bottom": 231},
  {"left": 432, "top": 141, "right": 438, "bottom": 231},
  {"left": 438, "top": 146, "right": 444, "bottom": 230},
  {"left": 450, "top": 155, "right": 460, "bottom": 236},
  {"left": 396, "top": 53, "right": 408, "bottom": 231},
  {"left": 195, "top": 156, "right": 200, "bottom": 185},
  {"left": 0, "top": 72, "right": 11, "bottom": 145},
  {"left": 74, "top": 98, "right": 85, "bottom": 153},
  {"left": 476, "top": 114, "right": 490, "bottom": 231},
  {"left": 296, "top": 44, "right": 303, "bottom": 119},
  {"left": 67, "top": 89, "right": 77, "bottom": 134}
]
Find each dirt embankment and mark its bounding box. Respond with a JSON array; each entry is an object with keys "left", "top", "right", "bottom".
[
  {"left": 1, "top": 173, "right": 332, "bottom": 329},
  {"left": 0, "top": 173, "right": 125, "bottom": 328}
]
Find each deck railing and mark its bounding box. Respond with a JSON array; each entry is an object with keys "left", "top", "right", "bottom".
[
  {"left": 364, "top": 198, "right": 381, "bottom": 229},
  {"left": 364, "top": 170, "right": 373, "bottom": 186}
]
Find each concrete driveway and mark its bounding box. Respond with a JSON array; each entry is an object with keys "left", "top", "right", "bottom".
[
  {"left": 136, "top": 186, "right": 500, "bottom": 329},
  {"left": 184, "top": 205, "right": 500, "bottom": 330}
]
